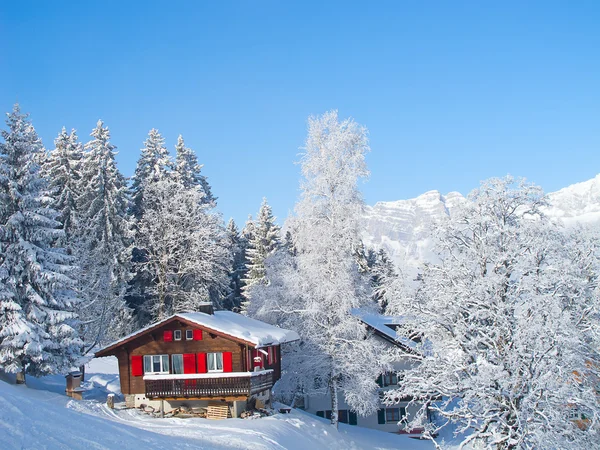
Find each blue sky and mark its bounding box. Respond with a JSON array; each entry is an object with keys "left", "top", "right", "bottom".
[{"left": 2, "top": 1, "right": 599, "bottom": 226}]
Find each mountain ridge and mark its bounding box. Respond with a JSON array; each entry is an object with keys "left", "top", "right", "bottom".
[{"left": 363, "top": 174, "right": 600, "bottom": 267}]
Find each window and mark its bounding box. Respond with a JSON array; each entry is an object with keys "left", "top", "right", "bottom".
[
  {"left": 143, "top": 354, "right": 169, "bottom": 374},
  {"left": 267, "top": 346, "right": 277, "bottom": 365},
  {"left": 185, "top": 329, "right": 193, "bottom": 340},
  {"left": 207, "top": 352, "right": 223, "bottom": 372},
  {"left": 386, "top": 408, "right": 400, "bottom": 423},
  {"left": 174, "top": 330, "right": 182, "bottom": 341},
  {"left": 378, "top": 407, "right": 406, "bottom": 425},
  {"left": 172, "top": 354, "right": 184, "bottom": 374},
  {"left": 383, "top": 372, "right": 398, "bottom": 386},
  {"left": 377, "top": 371, "right": 398, "bottom": 387},
  {"left": 338, "top": 410, "right": 348, "bottom": 424}
]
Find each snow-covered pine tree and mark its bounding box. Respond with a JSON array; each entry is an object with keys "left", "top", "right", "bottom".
[
  {"left": 241, "top": 198, "right": 280, "bottom": 312},
  {"left": 173, "top": 134, "right": 215, "bottom": 205},
  {"left": 43, "top": 127, "right": 83, "bottom": 247},
  {"left": 128, "top": 128, "right": 174, "bottom": 322},
  {"left": 135, "top": 179, "right": 230, "bottom": 320},
  {"left": 224, "top": 218, "right": 245, "bottom": 311},
  {"left": 77, "top": 120, "right": 133, "bottom": 348},
  {"left": 369, "top": 248, "right": 397, "bottom": 313},
  {"left": 247, "top": 111, "right": 393, "bottom": 427},
  {"left": 0, "top": 104, "right": 82, "bottom": 384},
  {"left": 383, "top": 176, "right": 600, "bottom": 448},
  {"left": 130, "top": 128, "right": 172, "bottom": 220}
]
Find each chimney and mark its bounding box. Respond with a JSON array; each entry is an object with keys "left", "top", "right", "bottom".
[{"left": 197, "top": 302, "right": 214, "bottom": 315}]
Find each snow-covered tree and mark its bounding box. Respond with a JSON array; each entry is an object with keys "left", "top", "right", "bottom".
[
  {"left": 130, "top": 128, "right": 172, "bottom": 220},
  {"left": 248, "top": 111, "right": 393, "bottom": 426},
  {"left": 241, "top": 198, "right": 280, "bottom": 311},
  {"left": 0, "top": 104, "right": 82, "bottom": 384},
  {"left": 173, "top": 135, "right": 215, "bottom": 205},
  {"left": 384, "top": 176, "right": 600, "bottom": 449},
  {"left": 77, "top": 120, "right": 133, "bottom": 348},
  {"left": 42, "top": 127, "right": 83, "bottom": 246},
  {"left": 224, "top": 219, "right": 245, "bottom": 311},
  {"left": 369, "top": 248, "right": 397, "bottom": 313},
  {"left": 135, "top": 179, "right": 230, "bottom": 320}
]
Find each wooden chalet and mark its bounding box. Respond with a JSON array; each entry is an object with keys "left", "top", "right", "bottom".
[{"left": 95, "top": 304, "right": 299, "bottom": 417}]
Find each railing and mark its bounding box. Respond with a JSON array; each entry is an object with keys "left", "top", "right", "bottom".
[{"left": 144, "top": 371, "right": 273, "bottom": 399}]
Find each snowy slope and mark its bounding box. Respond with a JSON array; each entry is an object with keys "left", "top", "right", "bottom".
[
  {"left": 0, "top": 357, "right": 433, "bottom": 450},
  {"left": 364, "top": 174, "right": 600, "bottom": 267}
]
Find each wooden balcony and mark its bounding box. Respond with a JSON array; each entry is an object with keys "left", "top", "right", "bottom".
[{"left": 144, "top": 370, "right": 274, "bottom": 400}]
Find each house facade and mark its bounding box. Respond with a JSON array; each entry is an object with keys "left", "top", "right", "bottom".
[
  {"left": 301, "top": 310, "right": 425, "bottom": 435},
  {"left": 95, "top": 304, "right": 299, "bottom": 417}
]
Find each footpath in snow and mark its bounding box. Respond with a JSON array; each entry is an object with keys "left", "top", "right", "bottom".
[{"left": 0, "top": 357, "right": 433, "bottom": 450}]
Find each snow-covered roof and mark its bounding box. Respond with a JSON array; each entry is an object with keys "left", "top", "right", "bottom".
[
  {"left": 177, "top": 311, "right": 300, "bottom": 347},
  {"left": 95, "top": 311, "right": 300, "bottom": 356},
  {"left": 351, "top": 309, "right": 418, "bottom": 352}
]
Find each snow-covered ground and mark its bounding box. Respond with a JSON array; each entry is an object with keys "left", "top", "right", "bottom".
[{"left": 0, "top": 357, "right": 434, "bottom": 449}]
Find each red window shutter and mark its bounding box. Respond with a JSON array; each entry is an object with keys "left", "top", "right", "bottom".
[
  {"left": 223, "top": 352, "right": 233, "bottom": 372},
  {"left": 267, "top": 347, "right": 273, "bottom": 365},
  {"left": 197, "top": 353, "right": 207, "bottom": 373},
  {"left": 131, "top": 355, "right": 143, "bottom": 376},
  {"left": 183, "top": 353, "right": 196, "bottom": 374},
  {"left": 193, "top": 329, "right": 203, "bottom": 340},
  {"left": 163, "top": 330, "right": 173, "bottom": 342}
]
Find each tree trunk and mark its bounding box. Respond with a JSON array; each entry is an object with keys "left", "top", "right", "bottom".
[
  {"left": 330, "top": 377, "right": 339, "bottom": 428},
  {"left": 79, "top": 364, "right": 86, "bottom": 382},
  {"left": 16, "top": 370, "right": 26, "bottom": 385}
]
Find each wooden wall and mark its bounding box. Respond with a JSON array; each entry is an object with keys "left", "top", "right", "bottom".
[{"left": 121, "top": 319, "right": 246, "bottom": 394}]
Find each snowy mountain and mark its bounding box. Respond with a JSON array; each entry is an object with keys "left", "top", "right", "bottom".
[
  {"left": 363, "top": 174, "right": 600, "bottom": 268},
  {"left": 545, "top": 173, "right": 600, "bottom": 225}
]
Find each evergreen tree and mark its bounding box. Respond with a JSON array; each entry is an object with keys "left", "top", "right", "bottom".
[
  {"left": 43, "top": 127, "right": 83, "bottom": 246},
  {"left": 225, "top": 218, "right": 245, "bottom": 311},
  {"left": 369, "top": 248, "right": 397, "bottom": 313},
  {"left": 241, "top": 198, "right": 280, "bottom": 311},
  {"left": 0, "top": 104, "right": 82, "bottom": 384},
  {"left": 77, "top": 120, "right": 133, "bottom": 348},
  {"left": 130, "top": 128, "right": 172, "bottom": 220},
  {"left": 173, "top": 135, "right": 215, "bottom": 205},
  {"left": 128, "top": 128, "right": 173, "bottom": 322}
]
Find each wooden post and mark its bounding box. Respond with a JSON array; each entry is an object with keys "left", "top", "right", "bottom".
[{"left": 107, "top": 394, "right": 115, "bottom": 409}]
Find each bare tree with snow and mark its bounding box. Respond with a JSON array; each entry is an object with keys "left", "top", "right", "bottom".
[
  {"left": 135, "top": 179, "right": 230, "bottom": 320},
  {"left": 248, "top": 111, "right": 394, "bottom": 426},
  {"left": 384, "top": 176, "right": 600, "bottom": 449}
]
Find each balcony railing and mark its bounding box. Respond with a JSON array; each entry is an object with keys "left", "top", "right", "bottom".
[{"left": 144, "top": 370, "right": 274, "bottom": 399}]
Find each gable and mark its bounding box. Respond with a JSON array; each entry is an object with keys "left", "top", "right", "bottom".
[{"left": 95, "top": 316, "right": 257, "bottom": 358}]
